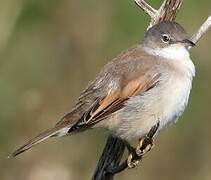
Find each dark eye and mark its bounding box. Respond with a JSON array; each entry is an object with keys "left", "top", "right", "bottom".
[{"left": 161, "top": 34, "right": 170, "bottom": 43}]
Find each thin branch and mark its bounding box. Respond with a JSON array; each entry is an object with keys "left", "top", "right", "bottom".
[
  {"left": 156, "top": 0, "right": 182, "bottom": 23},
  {"left": 134, "top": 0, "right": 157, "bottom": 18},
  {"left": 190, "top": 16, "right": 211, "bottom": 44},
  {"left": 135, "top": 0, "right": 182, "bottom": 29},
  {"left": 91, "top": 135, "right": 125, "bottom": 180}
]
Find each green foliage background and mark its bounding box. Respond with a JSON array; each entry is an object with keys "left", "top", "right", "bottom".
[{"left": 0, "top": 0, "right": 210, "bottom": 179}]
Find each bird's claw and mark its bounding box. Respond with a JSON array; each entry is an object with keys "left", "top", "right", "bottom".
[
  {"left": 126, "top": 136, "right": 154, "bottom": 168},
  {"left": 127, "top": 153, "right": 140, "bottom": 169},
  {"left": 136, "top": 137, "right": 154, "bottom": 156}
]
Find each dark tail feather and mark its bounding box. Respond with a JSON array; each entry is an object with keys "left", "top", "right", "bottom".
[{"left": 9, "top": 125, "right": 68, "bottom": 158}]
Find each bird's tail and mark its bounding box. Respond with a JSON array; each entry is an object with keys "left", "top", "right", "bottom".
[{"left": 9, "top": 125, "right": 70, "bottom": 158}]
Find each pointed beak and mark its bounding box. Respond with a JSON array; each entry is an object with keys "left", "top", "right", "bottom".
[{"left": 179, "top": 39, "right": 195, "bottom": 47}]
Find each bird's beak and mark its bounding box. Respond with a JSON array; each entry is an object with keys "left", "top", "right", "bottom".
[{"left": 179, "top": 39, "right": 195, "bottom": 47}]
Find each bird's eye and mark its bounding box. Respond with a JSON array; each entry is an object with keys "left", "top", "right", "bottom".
[{"left": 161, "top": 34, "right": 170, "bottom": 43}]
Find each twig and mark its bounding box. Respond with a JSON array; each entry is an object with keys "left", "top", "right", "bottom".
[
  {"left": 155, "top": 0, "right": 182, "bottom": 25},
  {"left": 135, "top": 0, "right": 182, "bottom": 29},
  {"left": 92, "top": 0, "right": 211, "bottom": 180},
  {"left": 91, "top": 135, "right": 125, "bottom": 180},
  {"left": 190, "top": 16, "right": 211, "bottom": 44},
  {"left": 134, "top": 0, "right": 157, "bottom": 18}
]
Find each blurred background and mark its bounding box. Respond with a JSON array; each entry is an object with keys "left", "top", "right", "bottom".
[{"left": 0, "top": 0, "right": 210, "bottom": 179}]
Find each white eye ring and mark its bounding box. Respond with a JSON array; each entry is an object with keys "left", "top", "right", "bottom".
[{"left": 161, "top": 34, "right": 170, "bottom": 43}]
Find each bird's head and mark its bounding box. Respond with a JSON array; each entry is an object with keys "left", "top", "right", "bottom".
[{"left": 142, "top": 21, "right": 195, "bottom": 50}]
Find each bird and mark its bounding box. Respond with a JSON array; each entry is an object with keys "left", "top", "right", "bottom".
[{"left": 10, "top": 21, "right": 195, "bottom": 165}]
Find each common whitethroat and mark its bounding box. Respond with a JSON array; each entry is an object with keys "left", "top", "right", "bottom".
[{"left": 11, "top": 21, "right": 196, "bottom": 162}]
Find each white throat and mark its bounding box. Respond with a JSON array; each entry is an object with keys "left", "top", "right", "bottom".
[
  {"left": 144, "top": 44, "right": 190, "bottom": 60},
  {"left": 144, "top": 44, "right": 195, "bottom": 78}
]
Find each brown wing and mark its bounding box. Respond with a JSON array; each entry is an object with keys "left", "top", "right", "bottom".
[
  {"left": 56, "top": 46, "right": 161, "bottom": 132},
  {"left": 66, "top": 72, "right": 161, "bottom": 132}
]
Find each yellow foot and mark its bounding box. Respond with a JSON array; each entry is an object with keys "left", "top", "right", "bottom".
[
  {"left": 136, "top": 136, "right": 154, "bottom": 156},
  {"left": 127, "top": 153, "right": 140, "bottom": 169}
]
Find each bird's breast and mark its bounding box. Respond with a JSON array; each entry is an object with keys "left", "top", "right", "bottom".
[
  {"left": 156, "top": 75, "right": 193, "bottom": 130},
  {"left": 111, "top": 59, "right": 195, "bottom": 141}
]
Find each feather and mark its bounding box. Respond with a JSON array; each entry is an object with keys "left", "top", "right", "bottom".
[{"left": 9, "top": 125, "right": 70, "bottom": 157}]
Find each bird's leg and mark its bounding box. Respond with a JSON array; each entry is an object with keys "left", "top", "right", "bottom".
[
  {"left": 107, "top": 122, "right": 160, "bottom": 174},
  {"left": 124, "top": 141, "right": 141, "bottom": 169},
  {"left": 136, "top": 136, "right": 154, "bottom": 156},
  {"left": 126, "top": 136, "right": 154, "bottom": 169},
  {"left": 127, "top": 121, "right": 160, "bottom": 168},
  {"left": 127, "top": 153, "right": 141, "bottom": 169}
]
